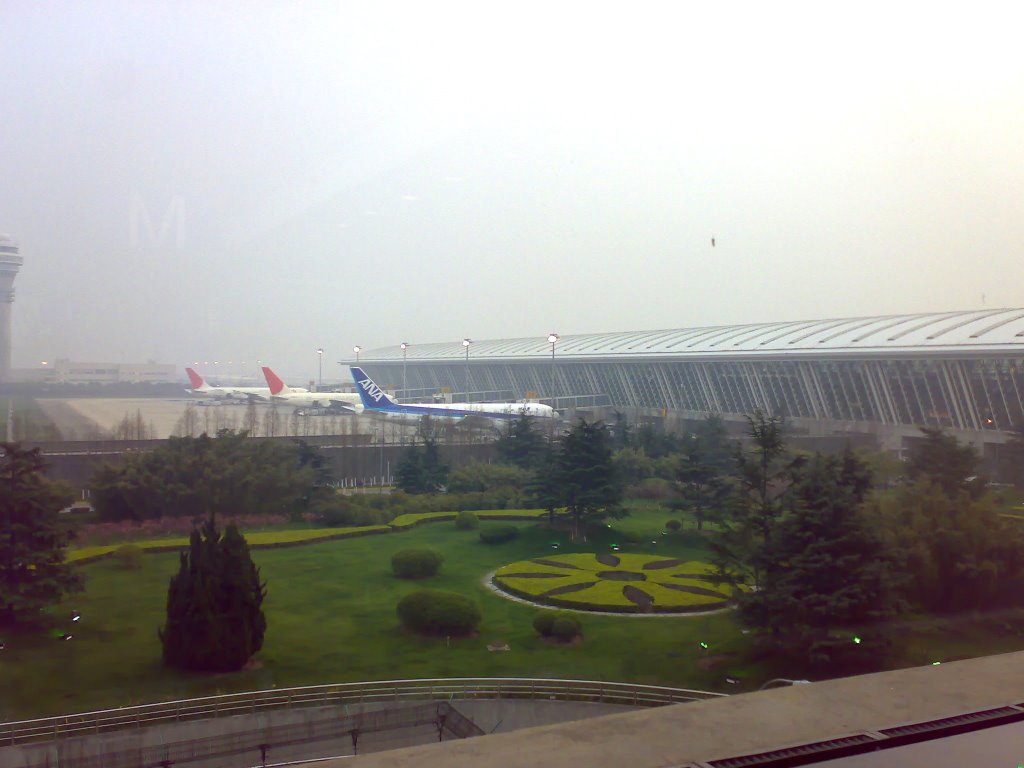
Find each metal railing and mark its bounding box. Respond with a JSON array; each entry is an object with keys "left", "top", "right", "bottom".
[{"left": 1, "top": 678, "right": 725, "bottom": 746}]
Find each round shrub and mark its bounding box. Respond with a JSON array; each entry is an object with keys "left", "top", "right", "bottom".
[
  {"left": 551, "top": 614, "right": 581, "bottom": 641},
  {"left": 665, "top": 519, "right": 682, "bottom": 532},
  {"left": 397, "top": 590, "right": 481, "bottom": 636},
  {"left": 533, "top": 610, "right": 581, "bottom": 640},
  {"left": 532, "top": 611, "right": 557, "bottom": 636},
  {"left": 391, "top": 548, "right": 444, "bottom": 579},
  {"left": 112, "top": 544, "right": 144, "bottom": 569},
  {"left": 454, "top": 511, "right": 480, "bottom": 530},
  {"left": 479, "top": 524, "right": 520, "bottom": 545}
]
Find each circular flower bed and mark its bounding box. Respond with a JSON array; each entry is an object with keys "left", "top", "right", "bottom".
[{"left": 492, "top": 553, "right": 732, "bottom": 613}]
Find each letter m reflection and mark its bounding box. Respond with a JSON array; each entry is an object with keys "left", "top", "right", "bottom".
[{"left": 130, "top": 192, "right": 185, "bottom": 249}]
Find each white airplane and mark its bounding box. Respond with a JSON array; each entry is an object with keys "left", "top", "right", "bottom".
[
  {"left": 262, "top": 367, "right": 362, "bottom": 412},
  {"left": 185, "top": 368, "right": 273, "bottom": 401},
  {"left": 349, "top": 366, "right": 554, "bottom": 427}
]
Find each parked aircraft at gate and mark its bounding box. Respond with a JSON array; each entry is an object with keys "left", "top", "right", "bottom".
[
  {"left": 349, "top": 366, "right": 554, "bottom": 427},
  {"left": 185, "top": 368, "right": 275, "bottom": 401},
  {"left": 262, "top": 367, "right": 362, "bottom": 411}
]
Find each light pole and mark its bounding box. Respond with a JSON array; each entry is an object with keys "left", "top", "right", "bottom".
[
  {"left": 462, "top": 338, "right": 472, "bottom": 403},
  {"left": 547, "top": 333, "right": 559, "bottom": 407},
  {"left": 353, "top": 345, "right": 361, "bottom": 364},
  {"left": 317, "top": 348, "right": 323, "bottom": 391},
  {"left": 400, "top": 342, "right": 408, "bottom": 398}
]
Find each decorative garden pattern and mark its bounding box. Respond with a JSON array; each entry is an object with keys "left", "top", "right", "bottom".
[{"left": 492, "top": 553, "right": 733, "bottom": 613}]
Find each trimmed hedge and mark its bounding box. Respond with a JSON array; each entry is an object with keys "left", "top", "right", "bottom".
[
  {"left": 388, "top": 509, "right": 549, "bottom": 530},
  {"left": 396, "top": 589, "right": 481, "bottom": 636},
  {"left": 454, "top": 511, "right": 480, "bottom": 530},
  {"left": 68, "top": 526, "right": 392, "bottom": 564},
  {"left": 665, "top": 519, "right": 682, "bottom": 532},
  {"left": 493, "top": 554, "right": 733, "bottom": 614},
  {"left": 391, "top": 548, "right": 444, "bottom": 579},
  {"left": 479, "top": 524, "right": 520, "bottom": 545}
]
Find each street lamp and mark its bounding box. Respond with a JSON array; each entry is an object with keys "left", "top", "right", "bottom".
[
  {"left": 462, "top": 338, "right": 472, "bottom": 402},
  {"left": 400, "top": 342, "right": 409, "bottom": 398},
  {"left": 317, "top": 348, "right": 324, "bottom": 391},
  {"left": 547, "top": 333, "right": 559, "bottom": 406},
  {"left": 353, "top": 345, "right": 361, "bottom": 364}
]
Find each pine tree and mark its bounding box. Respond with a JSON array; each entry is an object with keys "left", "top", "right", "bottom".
[
  {"left": 496, "top": 410, "right": 546, "bottom": 469},
  {"left": 741, "top": 451, "right": 897, "bottom": 642},
  {"left": 0, "top": 444, "right": 82, "bottom": 626},
  {"left": 711, "top": 410, "right": 794, "bottom": 589},
  {"left": 159, "top": 518, "right": 266, "bottom": 672},
  {"left": 556, "top": 419, "right": 624, "bottom": 539},
  {"left": 671, "top": 437, "right": 732, "bottom": 531}
]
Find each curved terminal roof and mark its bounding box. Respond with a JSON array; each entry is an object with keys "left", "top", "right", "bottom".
[{"left": 356, "top": 309, "right": 1024, "bottom": 362}]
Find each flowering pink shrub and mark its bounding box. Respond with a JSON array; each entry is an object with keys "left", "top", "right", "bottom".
[{"left": 77, "top": 514, "right": 292, "bottom": 545}]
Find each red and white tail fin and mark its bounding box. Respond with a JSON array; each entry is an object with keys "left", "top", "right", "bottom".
[
  {"left": 186, "top": 367, "right": 210, "bottom": 391},
  {"left": 262, "top": 366, "right": 290, "bottom": 396}
]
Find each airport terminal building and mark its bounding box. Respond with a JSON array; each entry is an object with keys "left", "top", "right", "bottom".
[{"left": 352, "top": 309, "right": 1024, "bottom": 451}]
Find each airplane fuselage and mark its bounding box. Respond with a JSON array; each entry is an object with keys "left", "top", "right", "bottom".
[{"left": 351, "top": 366, "right": 554, "bottom": 426}]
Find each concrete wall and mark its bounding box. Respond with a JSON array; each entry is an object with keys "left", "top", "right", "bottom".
[{"left": 0, "top": 698, "right": 636, "bottom": 768}]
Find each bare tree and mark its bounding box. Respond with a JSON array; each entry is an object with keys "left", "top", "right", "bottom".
[
  {"left": 262, "top": 404, "right": 280, "bottom": 437},
  {"left": 244, "top": 402, "right": 259, "bottom": 436}
]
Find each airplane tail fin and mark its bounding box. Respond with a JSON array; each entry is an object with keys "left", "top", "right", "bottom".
[
  {"left": 350, "top": 367, "right": 398, "bottom": 410},
  {"left": 186, "top": 368, "right": 208, "bottom": 391},
  {"left": 261, "top": 366, "right": 290, "bottom": 396}
]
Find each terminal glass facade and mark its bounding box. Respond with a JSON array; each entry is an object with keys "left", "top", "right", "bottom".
[{"left": 362, "top": 357, "right": 1024, "bottom": 432}]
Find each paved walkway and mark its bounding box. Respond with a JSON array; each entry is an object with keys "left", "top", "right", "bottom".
[{"left": 303, "top": 651, "right": 1024, "bottom": 768}]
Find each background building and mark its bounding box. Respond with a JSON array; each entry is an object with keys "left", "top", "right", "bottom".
[
  {"left": 42, "top": 360, "right": 177, "bottom": 385},
  {"left": 352, "top": 309, "right": 1024, "bottom": 453},
  {"left": 0, "top": 233, "right": 22, "bottom": 383}
]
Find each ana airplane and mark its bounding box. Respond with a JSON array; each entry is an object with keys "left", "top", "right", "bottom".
[
  {"left": 185, "top": 368, "right": 273, "bottom": 401},
  {"left": 262, "top": 367, "right": 362, "bottom": 412},
  {"left": 349, "top": 366, "right": 554, "bottom": 427}
]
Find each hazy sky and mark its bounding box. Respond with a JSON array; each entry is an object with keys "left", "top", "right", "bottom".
[{"left": 2, "top": 2, "right": 1022, "bottom": 381}]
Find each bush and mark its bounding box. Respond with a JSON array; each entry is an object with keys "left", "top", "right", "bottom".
[
  {"left": 551, "top": 615, "right": 581, "bottom": 641},
  {"left": 533, "top": 610, "right": 581, "bottom": 641},
  {"left": 447, "top": 462, "right": 532, "bottom": 493},
  {"left": 112, "top": 543, "right": 144, "bottom": 569},
  {"left": 391, "top": 548, "right": 444, "bottom": 579},
  {"left": 479, "top": 524, "right": 520, "bottom": 544},
  {"left": 397, "top": 590, "right": 481, "bottom": 636},
  {"left": 532, "top": 611, "right": 557, "bottom": 636},
  {"left": 312, "top": 495, "right": 393, "bottom": 527},
  {"left": 454, "top": 511, "right": 480, "bottom": 530},
  {"left": 665, "top": 519, "right": 682, "bottom": 532},
  {"left": 629, "top": 478, "right": 674, "bottom": 500}
]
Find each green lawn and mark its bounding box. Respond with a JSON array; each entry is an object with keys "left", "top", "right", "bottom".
[
  {"left": 7, "top": 505, "right": 1024, "bottom": 721},
  {"left": 0, "top": 518, "right": 750, "bottom": 720}
]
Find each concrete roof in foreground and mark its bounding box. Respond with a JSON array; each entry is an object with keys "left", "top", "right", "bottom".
[
  {"left": 354, "top": 308, "right": 1024, "bottom": 362},
  {"left": 306, "top": 652, "right": 1024, "bottom": 768}
]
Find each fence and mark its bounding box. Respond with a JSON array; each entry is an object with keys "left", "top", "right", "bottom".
[
  {"left": 10, "top": 701, "right": 482, "bottom": 768},
  {"left": 1, "top": 678, "right": 725, "bottom": 746}
]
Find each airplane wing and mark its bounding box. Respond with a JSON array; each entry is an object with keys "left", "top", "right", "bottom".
[
  {"left": 453, "top": 414, "right": 502, "bottom": 431},
  {"left": 327, "top": 401, "right": 361, "bottom": 414}
]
